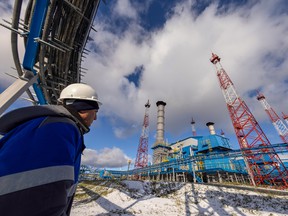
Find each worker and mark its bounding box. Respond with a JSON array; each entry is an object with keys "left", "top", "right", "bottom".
[{"left": 0, "top": 83, "right": 101, "bottom": 216}]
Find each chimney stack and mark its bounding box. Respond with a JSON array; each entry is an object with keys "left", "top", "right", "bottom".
[
  {"left": 156, "top": 101, "right": 166, "bottom": 143},
  {"left": 206, "top": 122, "right": 216, "bottom": 135}
]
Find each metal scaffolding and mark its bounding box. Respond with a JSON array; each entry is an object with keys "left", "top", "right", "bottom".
[{"left": 0, "top": 0, "right": 101, "bottom": 115}]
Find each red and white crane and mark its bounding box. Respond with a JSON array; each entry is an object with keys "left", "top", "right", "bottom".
[
  {"left": 282, "top": 112, "right": 288, "bottom": 127},
  {"left": 134, "top": 100, "right": 150, "bottom": 168},
  {"left": 210, "top": 53, "right": 288, "bottom": 188},
  {"left": 257, "top": 92, "right": 288, "bottom": 144}
]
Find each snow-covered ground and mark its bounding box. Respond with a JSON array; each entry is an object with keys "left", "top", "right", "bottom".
[{"left": 71, "top": 180, "right": 288, "bottom": 216}]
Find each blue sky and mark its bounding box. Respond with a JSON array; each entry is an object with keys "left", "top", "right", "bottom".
[{"left": 1, "top": 0, "right": 288, "bottom": 169}]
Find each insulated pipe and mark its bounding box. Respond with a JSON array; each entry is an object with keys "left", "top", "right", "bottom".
[
  {"left": 23, "top": 0, "right": 34, "bottom": 47},
  {"left": 76, "top": 0, "right": 101, "bottom": 83},
  {"left": 156, "top": 101, "right": 167, "bottom": 143},
  {"left": 22, "top": 0, "right": 50, "bottom": 105},
  {"left": 11, "top": 0, "right": 23, "bottom": 76},
  {"left": 38, "top": 0, "right": 57, "bottom": 104},
  {"left": 11, "top": 0, "right": 36, "bottom": 104},
  {"left": 206, "top": 122, "right": 216, "bottom": 135}
]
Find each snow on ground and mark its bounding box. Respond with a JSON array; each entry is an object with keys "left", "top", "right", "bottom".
[{"left": 71, "top": 180, "right": 288, "bottom": 216}]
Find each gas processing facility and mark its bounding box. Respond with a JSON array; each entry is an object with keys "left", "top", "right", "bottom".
[
  {"left": 0, "top": 1, "right": 287, "bottom": 190},
  {"left": 94, "top": 54, "right": 288, "bottom": 190},
  {"left": 110, "top": 97, "right": 287, "bottom": 186}
]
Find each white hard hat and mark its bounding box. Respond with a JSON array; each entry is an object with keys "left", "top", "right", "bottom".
[{"left": 58, "top": 83, "right": 102, "bottom": 105}]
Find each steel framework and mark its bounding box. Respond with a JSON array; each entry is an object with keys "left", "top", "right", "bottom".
[
  {"left": 257, "top": 92, "right": 288, "bottom": 144},
  {"left": 134, "top": 100, "right": 150, "bottom": 168},
  {"left": 210, "top": 53, "right": 288, "bottom": 188},
  {"left": 0, "top": 0, "right": 101, "bottom": 115},
  {"left": 282, "top": 112, "right": 288, "bottom": 126},
  {"left": 81, "top": 143, "right": 288, "bottom": 184}
]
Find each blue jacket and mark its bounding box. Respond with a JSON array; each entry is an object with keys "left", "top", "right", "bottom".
[{"left": 0, "top": 105, "right": 88, "bottom": 216}]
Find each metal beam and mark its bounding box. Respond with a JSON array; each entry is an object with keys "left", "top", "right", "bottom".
[{"left": 0, "top": 71, "right": 38, "bottom": 115}]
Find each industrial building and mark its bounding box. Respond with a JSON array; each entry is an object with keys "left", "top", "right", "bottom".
[
  {"left": 130, "top": 53, "right": 288, "bottom": 188},
  {"left": 0, "top": 1, "right": 287, "bottom": 189},
  {"left": 92, "top": 100, "right": 251, "bottom": 185},
  {"left": 162, "top": 133, "right": 247, "bottom": 183},
  {"left": 92, "top": 97, "right": 287, "bottom": 188},
  {"left": 149, "top": 106, "right": 249, "bottom": 184}
]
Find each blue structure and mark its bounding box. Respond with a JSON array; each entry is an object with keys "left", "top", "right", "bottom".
[
  {"left": 79, "top": 123, "right": 288, "bottom": 184},
  {"left": 166, "top": 131, "right": 248, "bottom": 183},
  {"left": 99, "top": 170, "right": 112, "bottom": 179},
  {"left": 22, "top": 0, "right": 50, "bottom": 105},
  {"left": 0, "top": 0, "right": 101, "bottom": 115}
]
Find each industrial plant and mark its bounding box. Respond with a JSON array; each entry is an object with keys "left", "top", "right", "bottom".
[
  {"left": 91, "top": 53, "right": 288, "bottom": 190},
  {"left": 0, "top": 0, "right": 287, "bottom": 190}
]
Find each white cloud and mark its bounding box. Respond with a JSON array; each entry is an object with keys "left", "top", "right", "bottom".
[
  {"left": 1, "top": 0, "right": 287, "bottom": 147},
  {"left": 0, "top": 0, "right": 31, "bottom": 91},
  {"left": 113, "top": 123, "right": 138, "bottom": 139},
  {"left": 114, "top": 0, "right": 138, "bottom": 20},
  {"left": 81, "top": 147, "right": 131, "bottom": 168},
  {"left": 0, "top": 1, "right": 17, "bottom": 87},
  {"left": 82, "top": 0, "right": 288, "bottom": 145}
]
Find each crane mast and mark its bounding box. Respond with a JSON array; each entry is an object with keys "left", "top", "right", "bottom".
[
  {"left": 257, "top": 92, "right": 288, "bottom": 144},
  {"left": 282, "top": 112, "right": 288, "bottom": 128},
  {"left": 210, "top": 53, "right": 288, "bottom": 188},
  {"left": 134, "top": 100, "right": 150, "bottom": 168}
]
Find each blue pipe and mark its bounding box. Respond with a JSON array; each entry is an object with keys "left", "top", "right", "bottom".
[{"left": 22, "top": 0, "right": 50, "bottom": 105}]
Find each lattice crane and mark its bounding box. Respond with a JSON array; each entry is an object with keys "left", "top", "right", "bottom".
[
  {"left": 282, "top": 112, "right": 288, "bottom": 126},
  {"left": 134, "top": 100, "right": 151, "bottom": 168},
  {"left": 210, "top": 53, "right": 288, "bottom": 188},
  {"left": 257, "top": 92, "right": 288, "bottom": 144}
]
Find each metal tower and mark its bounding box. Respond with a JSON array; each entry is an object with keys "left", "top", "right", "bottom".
[
  {"left": 191, "top": 117, "right": 197, "bottom": 136},
  {"left": 282, "top": 112, "right": 288, "bottom": 126},
  {"left": 134, "top": 100, "right": 151, "bottom": 168},
  {"left": 257, "top": 92, "right": 288, "bottom": 144},
  {"left": 210, "top": 53, "right": 288, "bottom": 188}
]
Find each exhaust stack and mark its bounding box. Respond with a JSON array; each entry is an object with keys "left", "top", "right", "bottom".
[
  {"left": 206, "top": 122, "right": 216, "bottom": 135},
  {"left": 155, "top": 101, "right": 167, "bottom": 143}
]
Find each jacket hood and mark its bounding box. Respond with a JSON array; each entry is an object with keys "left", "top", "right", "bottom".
[{"left": 0, "top": 105, "right": 89, "bottom": 135}]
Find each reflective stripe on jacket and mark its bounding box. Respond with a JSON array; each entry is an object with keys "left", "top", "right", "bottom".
[{"left": 0, "top": 106, "right": 85, "bottom": 216}]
